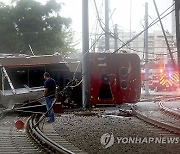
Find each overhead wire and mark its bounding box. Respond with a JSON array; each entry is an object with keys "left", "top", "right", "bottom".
[
  {"left": 148, "top": 15, "right": 177, "bottom": 50},
  {"left": 93, "top": 0, "right": 131, "bottom": 51},
  {"left": 125, "top": 46, "right": 177, "bottom": 55},
  {"left": 93, "top": 0, "right": 175, "bottom": 56},
  {"left": 93, "top": 0, "right": 120, "bottom": 48},
  {"left": 2, "top": 2, "right": 177, "bottom": 116},
  {"left": 74, "top": 1, "right": 176, "bottom": 70},
  {"left": 150, "top": 15, "right": 177, "bottom": 50},
  {"left": 70, "top": 2, "right": 177, "bottom": 106},
  {"left": 113, "top": 3, "right": 175, "bottom": 54},
  {"left": 72, "top": 31, "right": 105, "bottom": 80},
  {"left": 114, "top": 10, "right": 175, "bottom": 54},
  {"left": 44, "top": 1, "right": 177, "bottom": 96},
  {"left": 90, "top": 0, "right": 104, "bottom": 51},
  {"left": 26, "top": 1, "right": 106, "bottom": 105}
]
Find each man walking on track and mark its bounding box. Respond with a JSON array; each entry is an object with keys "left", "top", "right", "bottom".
[{"left": 43, "top": 72, "right": 56, "bottom": 123}]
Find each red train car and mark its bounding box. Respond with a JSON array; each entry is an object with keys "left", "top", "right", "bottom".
[{"left": 90, "top": 53, "right": 141, "bottom": 105}]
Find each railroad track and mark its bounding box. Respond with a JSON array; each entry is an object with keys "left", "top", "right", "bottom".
[
  {"left": 26, "top": 114, "right": 86, "bottom": 154},
  {"left": 140, "top": 95, "right": 180, "bottom": 102},
  {"left": 0, "top": 95, "right": 179, "bottom": 154},
  {"left": 0, "top": 115, "right": 43, "bottom": 154},
  {"left": 132, "top": 96, "right": 180, "bottom": 135},
  {"left": 0, "top": 112, "right": 87, "bottom": 154},
  {"left": 159, "top": 100, "right": 180, "bottom": 120}
]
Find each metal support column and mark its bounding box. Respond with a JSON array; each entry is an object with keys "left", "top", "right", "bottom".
[
  {"left": 114, "top": 24, "right": 118, "bottom": 51},
  {"left": 129, "top": 0, "right": 132, "bottom": 49},
  {"left": 175, "top": 0, "right": 180, "bottom": 79},
  {"left": 105, "top": 0, "right": 109, "bottom": 51},
  {"left": 145, "top": 2, "right": 149, "bottom": 96},
  {"left": 82, "top": 0, "right": 90, "bottom": 108}
]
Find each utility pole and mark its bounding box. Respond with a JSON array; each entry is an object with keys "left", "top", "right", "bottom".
[
  {"left": 129, "top": 0, "right": 132, "bottom": 49},
  {"left": 145, "top": 2, "right": 149, "bottom": 96},
  {"left": 114, "top": 24, "right": 118, "bottom": 51},
  {"left": 175, "top": 0, "right": 180, "bottom": 80},
  {"left": 105, "top": 0, "right": 109, "bottom": 51},
  {"left": 82, "top": 0, "right": 90, "bottom": 108}
]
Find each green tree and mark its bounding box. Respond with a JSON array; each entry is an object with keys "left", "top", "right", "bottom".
[
  {"left": 0, "top": 0, "right": 74, "bottom": 55},
  {"left": 0, "top": 2, "right": 19, "bottom": 53}
]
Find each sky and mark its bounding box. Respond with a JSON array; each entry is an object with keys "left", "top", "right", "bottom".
[{"left": 1, "top": 0, "right": 174, "bottom": 49}]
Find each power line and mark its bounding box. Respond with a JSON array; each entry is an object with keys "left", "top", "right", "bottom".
[
  {"left": 113, "top": 3, "right": 175, "bottom": 54},
  {"left": 73, "top": 32, "right": 105, "bottom": 80},
  {"left": 93, "top": 0, "right": 175, "bottom": 56},
  {"left": 125, "top": 46, "right": 177, "bottom": 56},
  {"left": 90, "top": 0, "right": 104, "bottom": 43}
]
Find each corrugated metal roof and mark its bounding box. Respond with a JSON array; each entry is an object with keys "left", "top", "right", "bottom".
[{"left": 0, "top": 55, "right": 62, "bottom": 67}]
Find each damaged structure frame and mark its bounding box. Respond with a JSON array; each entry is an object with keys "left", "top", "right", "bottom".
[{"left": 0, "top": 54, "right": 82, "bottom": 108}]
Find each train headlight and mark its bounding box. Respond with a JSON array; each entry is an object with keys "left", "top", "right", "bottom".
[
  {"left": 121, "top": 80, "right": 128, "bottom": 89},
  {"left": 120, "top": 67, "right": 128, "bottom": 77}
]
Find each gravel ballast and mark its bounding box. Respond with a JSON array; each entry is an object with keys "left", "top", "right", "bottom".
[{"left": 53, "top": 114, "right": 180, "bottom": 154}]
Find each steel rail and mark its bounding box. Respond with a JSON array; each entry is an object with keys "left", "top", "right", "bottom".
[
  {"left": 140, "top": 95, "right": 180, "bottom": 103},
  {"left": 132, "top": 97, "right": 180, "bottom": 134},
  {"left": 26, "top": 114, "right": 76, "bottom": 154},
  {"left": 132, "top": 106, "right": 180, "bottom": 134},
  {"left": 159, "top": 101, "right": 180, "bottom": 118}
]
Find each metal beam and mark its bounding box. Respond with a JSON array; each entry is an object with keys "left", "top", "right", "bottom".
[{"left": 2, "top": 67, "right": 16, "bottom": 94}]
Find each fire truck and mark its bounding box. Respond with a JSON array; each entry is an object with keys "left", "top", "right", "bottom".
[
  {"left": 147, "top": 66, "right": 179, "bottom": 92},
  {"left": 141, "top": 67, "right": 179, "bottom": 92},
  {"left": 152, "top": 68, "right": 179, "bottom": 91}
]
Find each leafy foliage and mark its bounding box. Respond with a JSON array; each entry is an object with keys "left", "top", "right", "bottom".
[{"left": 0, "top": 0, "right": 74, "bottom": 55}]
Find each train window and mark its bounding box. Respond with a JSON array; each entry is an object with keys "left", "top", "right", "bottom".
[
  {"left": 5, "top": 67, "right": 28, "bottom": 89},
  {"left": 120, "top": 67, "right": 128, "bottom": 77},
  {"left": 1, "top": 66, "right": 45, "bottom": 90},
  {"left": 29, "top": 66, "right": 45, "bottom": 88}
]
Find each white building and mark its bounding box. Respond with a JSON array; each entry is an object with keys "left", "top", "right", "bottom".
[{"left": 96, "top": 29, "right": 177, "bottom": 66}]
